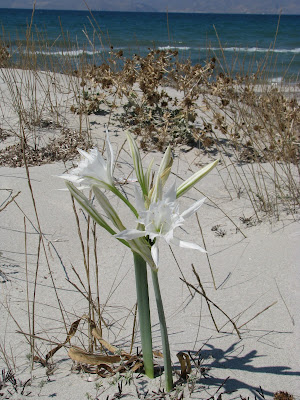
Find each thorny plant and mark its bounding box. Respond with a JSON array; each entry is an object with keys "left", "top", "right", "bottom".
[
  {"left": 77, "top": 47, "right": 299, "bottom": 165},
  {"left": 75, "top": 49, "right": 216, "bottom": 150},
  {"left": 76, "top": 47, "right": 299, "bottom": 219}
]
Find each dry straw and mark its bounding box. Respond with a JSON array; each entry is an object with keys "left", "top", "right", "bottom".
[{"left": 0, "top": 8, "right": 298, "bottom": 398}]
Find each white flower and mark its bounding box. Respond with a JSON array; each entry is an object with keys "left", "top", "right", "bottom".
[
  {"left": 59, "top": 131, "right": 114, "bottom": 188},
  {"left": 115, "top": 183, "right": 206, "bottom": 267}
]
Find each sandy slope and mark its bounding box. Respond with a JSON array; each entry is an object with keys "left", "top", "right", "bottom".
[{"left": 0, "top": 69, "right": 299, "bottom": 399}]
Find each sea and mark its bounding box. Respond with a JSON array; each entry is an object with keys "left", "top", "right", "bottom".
[{"left": 0, "top": 8, "right": 299, "bottom": 82}]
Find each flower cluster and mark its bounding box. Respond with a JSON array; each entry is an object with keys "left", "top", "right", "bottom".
[
  {"left": 116, "top": 183, "right": 206, "bottom": 267},
  {"left": 60, "top": 130, "right": 217, "bottom": 270},
  {"left": 60, "top": 131, "right": 114, "bottom": 188}
]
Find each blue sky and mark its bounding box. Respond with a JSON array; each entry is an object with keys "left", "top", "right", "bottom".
[{"left": 0, "top": 0, "right": 299, "bottom": 14}]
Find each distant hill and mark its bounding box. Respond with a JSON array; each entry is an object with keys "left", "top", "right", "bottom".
[{"left": 0, "top": 0, "right": 300, "bottom": 14}]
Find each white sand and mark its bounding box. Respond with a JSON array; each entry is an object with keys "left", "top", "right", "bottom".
[{"left": 0, "top": 69, "right": 299, "bottom": 399}]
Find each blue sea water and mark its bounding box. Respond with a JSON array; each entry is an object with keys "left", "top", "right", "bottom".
[{"left": 0, "top": 8, "right": 299, "bottom": 81}]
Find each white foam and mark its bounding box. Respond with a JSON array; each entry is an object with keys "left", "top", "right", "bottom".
[
  {"left": 210, "top": 46, "right": 300, "bottom": 54},
  {"left": 29, "top": 46, "right": 300, "bottom": 57},
  {"left": 33, "top": 49, "right": 105, "bottom": 56},
  {"left": 158, "top": 45, "right": 191, "bottom": 51},
  {"left": 269, "top": 77, "right": 283, "bottom": 84}
]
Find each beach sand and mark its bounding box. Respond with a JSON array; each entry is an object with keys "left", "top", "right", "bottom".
[{"left": 0, "top": 69, "right": 299, "bottom": 399}]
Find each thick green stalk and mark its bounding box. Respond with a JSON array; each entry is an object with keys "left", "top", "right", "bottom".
[
  {"left": 151, "top": 269, "right": 173, "bottom": 392},
  {"left": 133, "top": 252, "right": 154, "bottom": 378}
]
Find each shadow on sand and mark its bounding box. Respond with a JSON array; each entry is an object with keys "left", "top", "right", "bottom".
[{"left": 175, "top": 341, "right": 300, "bottom": 398}]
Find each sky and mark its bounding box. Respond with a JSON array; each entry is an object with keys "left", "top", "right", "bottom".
[{"left": 0, "top": 0, "right": 299, "bottom": 14}]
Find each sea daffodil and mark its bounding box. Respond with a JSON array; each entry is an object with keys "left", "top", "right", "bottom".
[
  {"left": 116, "top": 183, "right": 206, "bottom": 267},
  {"left": 59, "top": 131, "right": 114, "bottom": 189},
  {"left": 60, "top": 130, "right": 219, "bottom": 391}
]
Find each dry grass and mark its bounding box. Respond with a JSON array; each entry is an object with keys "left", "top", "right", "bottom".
[
  {"left": 0, "top": 14, "right": 299, "bottom": 219},
  {"left": 73, "top": 46, "right": 299, "bottom": 219},
  {"left": 0, "top": 12, "right": 299, "bottom": 398}
]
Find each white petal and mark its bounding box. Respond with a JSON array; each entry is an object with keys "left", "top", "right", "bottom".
[
  {"left": 164, "top": 229, "right": 174, "bottom": 244},
  {"left": 164, "top": 181, "right": 177, "bottom": 204},
  {"left": 93, "top": 150, "right": 107, "bottom": 170},
  {"left": 115, "top": 229, "right": 146, "bottom": 240},
  {"left": 134, "top": 185, "right": 146, "bottom": 213},
  {"left": 77, "top": 148, "right": 94, "bottom": 161},
  {"left": 180, "top": 197, "right": 206, "bottom": 220},
  {"left": 57, "top": 173, "right": 82, "bottom": 183},
  {"left": 148, "top": 231, "right": 159, "bottom": 241},
  {"left": 151, "top": 177, "right": 163, "bottom": 203},
  {"left": 151, "top": 241, "right": 159, "bottom": 266},
  {"left": 115, "top": 177, "right": 138, "bottom": 184},
  {"left": 169, "top": 236, "right": 207, "bottom": 253}
]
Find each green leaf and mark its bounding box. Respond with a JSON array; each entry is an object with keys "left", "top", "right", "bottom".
[
  {"left": 151, "top": 269, "right": 173, "bottom": 391},
  {"left": 78, "top": 175, "right": 138, "bottom": 218},
  {"left": 156, "top": 146, "right": 173, "bottom": 185},
  {"left": 133, "top": 252, "right": 154, "bottom": 379},
  {"left": 176, "top": 159, "right": 219, "bottom": 198},
  {"left": 149, "top": 146, "right": 173, "bottom": 203},
  {"left": 102, "top": 182, "right": 139, "bottom": 218},
  {"left": 126, "top": 131, "right": 147, "bottom": 196},
  {"left": 92, "top": 186, "right": 126, "bottom": 231},
  {"left": 66, "top": 182, "right": 130, "bottom": 248}
]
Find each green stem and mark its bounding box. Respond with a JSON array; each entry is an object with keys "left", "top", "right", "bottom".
[
  {"left": 151, "top": 269, "right": 173, "bottom": 392},
  {"left": 133, "top": 252, "right": 154, "bottom": 379}
]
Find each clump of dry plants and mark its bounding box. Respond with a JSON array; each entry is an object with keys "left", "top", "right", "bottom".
[
  {"left": 74, "top": 47, "right": 299, "bottom": 218},
  {"left": 274, "top": 391, "right": 295, "bottom": 400},
  {"left": 76, "top": 49, "right": 216, "bottom": 150},
  {"left": 0, "top": 43, "right": 10, "bottom": 67},
  {"left": 0, "top": 128, "right": 92, "bottom": 167}
]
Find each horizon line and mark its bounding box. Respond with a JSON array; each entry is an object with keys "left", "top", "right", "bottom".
[{"left": 0, "top": 7, "right": 299, "bottom": 16}]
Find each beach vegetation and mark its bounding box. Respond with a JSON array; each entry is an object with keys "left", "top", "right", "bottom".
[
  {"left": 0, "top": 16, "right": 299, "bottom": 218},
  {"left": 0, "top": 7, "right": 298, "bottom": 398}
]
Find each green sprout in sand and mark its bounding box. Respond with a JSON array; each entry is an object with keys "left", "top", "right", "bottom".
[{"left": 59, "top": 130, "right": 218, "bottom": 392}]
